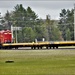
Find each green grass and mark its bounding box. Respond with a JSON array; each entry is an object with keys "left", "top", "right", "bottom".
[{"left": 0, "top": 49, "right": 75, "bottom": 75}]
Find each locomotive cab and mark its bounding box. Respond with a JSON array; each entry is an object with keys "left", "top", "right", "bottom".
[{"left": 0, "top": 30, "right": 12, "bottom": 43}]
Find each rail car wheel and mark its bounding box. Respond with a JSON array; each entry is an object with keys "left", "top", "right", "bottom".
[
  {"left": 37, "top": 46, "right": 40, "bottom": 49},
  {"left": 34, "top": 46, "right": 36, "bottom": 49},
  {"left": 40, "top": 46, "right": 42, "bottom": 49},
  {"left": 49, "top": 47, "right": 51, "bottom": 49},
  {"left": 56, "top": 46, "right": 58, "bottom": 49},
  {"left": 37, "top": 46, "right": 42, "bottom": 49},
  {"left": 32, "top": 46, "right": 36, "bottom": 49},
  {"left": 46, "top": 46, "right": 48, "bottom": 49},
  {"left": 15, "top": 47, "right": 18, "bottom": 49},
  {"left": 53, "top": 46, "right": 55, "bottom": 49},
  {"left": 0, "top": 44, "right": 2, "bottom": 49},
  {"left": 31, "top": 46, "right": 36, "bottom": 49},
  {"left": 31, "top": 47, "right": 33, "bottom": 49}
]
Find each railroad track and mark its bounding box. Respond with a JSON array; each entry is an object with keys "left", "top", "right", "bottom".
[{"left": 1, "top": 47, "right": 75, "bottom": 50}]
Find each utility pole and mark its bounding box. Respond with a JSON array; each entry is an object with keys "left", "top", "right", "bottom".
[
  {"left": 0, "top": 13, "right": 1, "bottom": 24},
  {"left": 15, "top": 27, "right": 18, "bottom": 43},
  {"left": 11, "top": 25, "right": 14, "bottom": 42},
  {"left": 0, "top": 13, "right": 2, "bottom": 25},
  {"left": 74, "top": 3, "right": 75, "bottom": 40}
]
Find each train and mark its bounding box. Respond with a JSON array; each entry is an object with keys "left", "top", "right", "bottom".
[{"left": 0, "top": 30, "right": 75, "bottom": 49}]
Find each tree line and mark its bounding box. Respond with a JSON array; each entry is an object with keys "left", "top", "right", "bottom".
[{"left": 0, "top": 4, "right": 74, "bottom": 42}]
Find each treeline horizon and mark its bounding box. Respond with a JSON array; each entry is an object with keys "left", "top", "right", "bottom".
[{"left": 0, "top": 4, "right": 74, "bottom": 42}]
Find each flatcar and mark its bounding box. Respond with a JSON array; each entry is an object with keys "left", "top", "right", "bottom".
[{"left": 1, "top": 41, "right": 75, "bottom": 49}]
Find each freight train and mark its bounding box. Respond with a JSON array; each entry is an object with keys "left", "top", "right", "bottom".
[{"left": 0, "top": 30, "right": 75, "bottom": 49}]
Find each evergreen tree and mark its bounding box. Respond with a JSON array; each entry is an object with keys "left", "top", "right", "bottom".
[
  {"left": 59, "top": 9, "right": 74, "bottom": 40},
  {"left": 11, "top": 4, "right": 38, "bottom": 42},
  {"left": 4, "top": 10, "right": 11, "bottom": 30},
  {"left": 43, "top": 15, "right": 62, "bottom": 41}
]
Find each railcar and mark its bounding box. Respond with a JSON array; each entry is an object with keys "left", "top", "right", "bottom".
[{"left": 1, "top": 42, "right": 50, "bottom": 49}]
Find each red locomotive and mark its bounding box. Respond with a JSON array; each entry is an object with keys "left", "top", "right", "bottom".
[{"left": 0, "top": 30, "right": 12, "bottom": 43}]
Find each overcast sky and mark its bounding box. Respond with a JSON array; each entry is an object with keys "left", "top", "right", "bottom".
[{"left": 0, "top": 0, "right": 75, "bottom": 20}]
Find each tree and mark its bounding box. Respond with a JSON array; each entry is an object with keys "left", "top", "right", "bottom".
[
  {"left": 23, "top": 27, "right": 35, "bottom": 42},
  {"left": 10, "top": 4, "right": 38, "bottom": 42},
  {"left": 12, "top": 4, "right": 27, "bottom": 27},
  {"left": 43, "top": 14, "right": 62, "bottom": 41},
  {"left": 0, "top": 14, "right": 5, "bottom": 30},
  {"left": 59, "top": 9, "right": 74, "bottom": 40},
  {"left": 4, "top": 10, "right": 11, "bottom": 30},
  {"left": 65, "top": 28, "right": 71, "bottom": 41},
  {"left": 27, "top": 6, "right": 37, "bottom": 20}
]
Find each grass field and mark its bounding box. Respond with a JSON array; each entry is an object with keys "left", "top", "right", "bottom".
[{"left": 0, "top": 49, "right": 75, "bottom": 75}]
